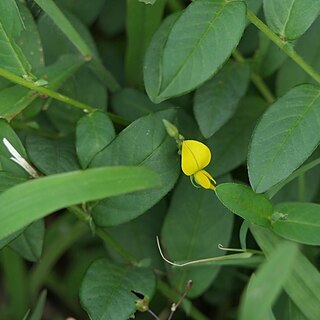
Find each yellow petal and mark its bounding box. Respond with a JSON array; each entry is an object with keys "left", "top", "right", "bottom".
[
  {"left": 194, "top": 170, "right": 216, "bottom": 190},
  {"left": 181, "top": 140, "right": 211, "bottom": 176}
]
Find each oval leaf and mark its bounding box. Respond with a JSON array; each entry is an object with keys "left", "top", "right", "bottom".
[
  {"left": 194, "top": 61, "right": 250, "bottom": 138},
  {"left": 272, "top": 202, "right": 320, "bottom": 245},
  {"left": 151, "top": 0, "right": 246, "bottom": 102},
  {"left": 91, "top": 109, "right": 180, "bottom": 227},
  {"left": 263, "top": 0, "right": 320, "bottom": 40},
  {"left": 248, "top": 84, "right": 320, "bottom": 193},
  {"left": 215, "top": 183, "right": 273, "bottom": 227},
  {"left": 80, "top": 259, "right": 156, "bottom": 320},
  {"left": 0, "top": 166, "right": 160, "bottom": 239}
]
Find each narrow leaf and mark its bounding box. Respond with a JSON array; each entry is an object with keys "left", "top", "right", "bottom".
[
  {"left": 0, "top": 166, "right": 160, "bottom": 239},
  {"left": 126, "top": 0, "right": 165, "bottom": 86},
  {"left": 240, "top": 242, "right": 298, "bottom": 320},
  {"left": 251, "top": 225, "right": 320, "bottom": 320}
]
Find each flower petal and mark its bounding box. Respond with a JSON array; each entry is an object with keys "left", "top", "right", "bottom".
[
  {"left": 194, "top": 170, "right": 216, "bottom": 190},
  {"left": 181, "top": 140, "right": 211, "bottom": 175}
]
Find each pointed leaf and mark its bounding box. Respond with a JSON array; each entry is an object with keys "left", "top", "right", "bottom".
[
  {"left": 251, "top": 226, "right": 320, "bottom": 320},
  {"left": 240, "top": 242, "right": 298, "bottom": 320}
]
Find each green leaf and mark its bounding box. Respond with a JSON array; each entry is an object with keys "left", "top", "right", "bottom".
[
  {"left": 144, "top": 13, "right": 180, "bottom": 103},
  {"left": 34, "top": 0, "right": 92, "bottom": 57},
  {"left": 251, "top": 226, "right": 320, "bottom": 320},
  {"left": 35, "top": 0, "right": 118, "bottom": 91},
  {"left": 277, "top": 18, "right": 320, "bottom": 95},
  {"left": 271, "top": 202, "right": 320, "bottom": 245},
  {"left": 15, "top": 1, "right": 44, "bottom": 73},
  {"left": 240, "top": 241, "right": 298, "bottom": 320},
  {"left": 0, "top": 0, "right": 32, "bottom": 76},
  {"left": 26, "top": 135, "right": 80, "bottom": 175},
  {"left": 0, "top": 166, "right": 160, "bottom": 239},
  {"left": 9, "top": 220, "right": 45, "bottom": 262},
  {"left": 106, "top": 201, "right": 166, "bottom": 270},
  {"left": 147, "top": 0, "right": 246, "bottom": 102},
  {"left": 91, "top": 109, "right": 180, "bottom": 226},
  {"left": 248, "top": 84, "right": 320, "bottom": 193},
  {"left": 206, "top": 96, "right": 266, "bottom": 177},
  {"left": 263, "top": 0, "right": 320, "bottom": 40},
  {"left": 76, "top": 111, "right": 115, "bottom": 168},
  {"left": 126, "top": 0, "right": 165, "bottom": 86},
  {"left": 0, "top": 85, "right": 37, "bottom": 120},
  {"left": 194, "top": 61, "right": 250, "bottom": 138},
  {"left": 162, "top": 176, "right": 233, "bottom": 297},
  {"left": 215, "top": 183, "right": 273, "bottom": 227},
  {"left": 0, "top": 172, "right": 27, "bottom": 193},
  {"left": 112, "top": 88, "right": 172, "bottom": 121},
  {"left": 80, "top": 259, "right": 156, "bottom": 320}
]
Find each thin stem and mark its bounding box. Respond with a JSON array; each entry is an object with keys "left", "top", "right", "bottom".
[
  {"left": 157, "top": 280, "right": 208, "bottom": 320},
  {"left": 68, "top": 206, "right": 138, "bottom": 265},
  {"left": 247, "top": 10, "right": 320, "bottom": 85},
  {"left": 0, "top": 67, "right": 129, "bottom": 126},
  {"left": 232, "top": 49, "right": 275, "bottom": 103}
]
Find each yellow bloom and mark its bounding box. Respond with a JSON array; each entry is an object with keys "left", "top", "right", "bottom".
[{"left": 181, "top": 140, "right": 216, "bottom": 190}]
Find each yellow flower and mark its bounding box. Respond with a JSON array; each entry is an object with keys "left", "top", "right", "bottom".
[{"left": 181, "top": 140, "right": 216, "bottom": 190}]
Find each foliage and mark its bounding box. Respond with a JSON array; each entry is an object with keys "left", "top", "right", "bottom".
[{"left": 0, "top": 0, "right": 320, "bottom": 319}]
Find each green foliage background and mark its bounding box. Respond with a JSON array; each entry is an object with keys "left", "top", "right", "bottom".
[{"left": 0, "top": 0, "right": 320, "bottom": 319}]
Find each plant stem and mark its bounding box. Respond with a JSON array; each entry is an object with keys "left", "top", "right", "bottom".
[
  {"left": 232, "top": 49, "right": 275, "bottom": 103},
  {"left": 266, "top": 156, "right": 320, "bottom": 198},
  {"left": 247, "top": 10, "right": 320, "bottom": 85},
  {"left": 0, "top": 67, "right": 129, "bottom": 126}
]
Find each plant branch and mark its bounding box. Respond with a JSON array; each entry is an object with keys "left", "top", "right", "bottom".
[
  {"left": 0, "top": 67, "right": 129, "bottom": 126},
  {"left": 232, "top": 49, "right": 275, "bottom": 103},
  {"left": 247, "top": 10, "right": 320, "bottom": 85}
]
